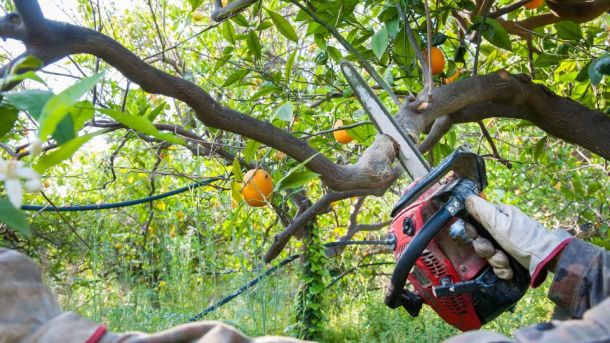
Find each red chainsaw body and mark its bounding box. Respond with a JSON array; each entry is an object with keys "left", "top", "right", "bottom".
[{"left": 391, "top": 182, "right": 488, "bottom": 331}]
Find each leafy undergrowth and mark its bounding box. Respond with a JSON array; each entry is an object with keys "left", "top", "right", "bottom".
[{"left": 55, "top": 242, "right": 554, "bottom": 343}]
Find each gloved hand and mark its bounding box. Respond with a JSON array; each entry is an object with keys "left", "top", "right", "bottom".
[
  {"left": 0, "top": 248, "right": 309, "bottom": 343},
  {"left": 465, "top": 196, "right": 573, "bottom": 286}
]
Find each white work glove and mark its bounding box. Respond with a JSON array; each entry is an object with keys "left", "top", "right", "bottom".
[{"left": 465, "top": 196, "right": 573, "bottom": 286}]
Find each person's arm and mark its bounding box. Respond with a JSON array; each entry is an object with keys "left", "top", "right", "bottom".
[
  {"left": 546, "top": 238, "right": 609, "bottom": 318},
  {"left": 464, "top": 195, "right": 610, "bottom": 317}
]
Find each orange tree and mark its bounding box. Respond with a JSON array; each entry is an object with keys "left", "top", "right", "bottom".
[{"left": 0, "top": 0, "right": 608, "bottom": 340}]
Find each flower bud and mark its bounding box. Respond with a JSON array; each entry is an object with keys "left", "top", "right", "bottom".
[
  {"left": 24, "top": 178, "right": 42, "bottom": 193},
  {"left": 29, "top": 139, "right": 43, "bottom": 157}
]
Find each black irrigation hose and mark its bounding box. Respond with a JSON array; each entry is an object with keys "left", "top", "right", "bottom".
[
  {"left": 188, "top": 239, "right": 392, "bottom": 321},
  {"left": 20, "top": 177, "right": 223, "bottom": 212}
]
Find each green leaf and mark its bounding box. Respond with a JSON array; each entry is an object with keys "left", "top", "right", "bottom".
[
  {"left": 587, "top": 181, "right": 601, "bottom": 195},
  {"left": 473, "top": 17, "right": 512, "bottom": 51},
  {"left": 431, "top": 33, "right": 447, "bottom": 46},
  {"left": 232, "top": 14, "right": 250, "bottom": 27},
  {"left": 246, "top": 30, "right": 262, "bottom": 59},
  {"left": 533, "top": 135, "right": 548, "bottom": 161},
  {"left": 51, "top": 115, "right": 76, "bottom": 144},
  {"left": 535, "top": 54, "right": 560, "bottom": 68},
  {"left": 393, "top": 28, "right": 415, "bottom": 66},
  {"left": 594, "top": 55, "right": 610, "bottom": 75},
  {"left": 327, "top": 46, "right": 342, "bottom": 63},
  {"left": 371, "top": 26, "right": 389, "bottom": 60},
  {"left": 232, "top": 157, "right": 243, "bottom": 181},
  {"left": 38, "top": 72, "right": 104, "bottom": 140},
  {"left": 555, "top": 21, "right": 582, "bottom": 41},
  {"left": 188, "top": 0, "right": 204, "bottom": 11},
  {"left": 5, "top": 89, "right": 53, "bottom": 117},
  {"left": 5, "top": 90, "right": 77, "bottom": 143},
  {"left": 33, "top": 133, "right": 97, "bottom": 173},
  {"left": 589, "top": 55, "right": 610, "bottom": 85},
  {"left": 9, "top": 55, "right": 43, "bottom": 75},
  {"left": 5, "top": 70, "right": 45, "bottom": 85},
  {"left": 575, "top": 61, "right": 592, "bottom": 81},
  {"left": 100, "top": 108, "right": 185, "bottom": 146},
  {"left": 0, "top": 198, "right": 31, "bottom": 238},
  {"left": 589, "top": 60, "right": 603, "bottom": 85},
  {"left": 243, "top": 139, "right": 260, "bottom": 163},
  {"left": 0, "top": 105, "right": 18, "bottom": 139},
  {"left": 385, "top": 18, "right": 399, "bottom": 40},
  {"left": 223, "top": 21, "right": 236, "bottom": 45},
  {"left": 276, "top": 170, "right": 319, "bottom": 190},
  {"left": 274, "top": 101, "right": 293, "bottom": 122},
  {"left": 222, "top": 69, "right": 251, "bottom": 87},
  {"left": 285, "top": 50, "right": 297, "bottom": 82},
  {"left": 274, "top": 151, "right": 321, "bottom": 191},
  {"left": 231, "top": 181, "right": 242, "bottom": 204},
  {"left": 266, "top": 9, "right": 298, "bottom": 42}
]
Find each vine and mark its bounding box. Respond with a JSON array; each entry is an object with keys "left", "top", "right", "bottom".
[{"left": 293, "top": 222, "right": 329, "bottom": 340}]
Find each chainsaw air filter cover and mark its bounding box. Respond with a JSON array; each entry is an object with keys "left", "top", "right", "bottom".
[{"left": 390, "top": 184, "right": 530, "bottom": 331}]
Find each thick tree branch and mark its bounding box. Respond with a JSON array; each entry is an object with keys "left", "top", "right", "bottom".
[{"left": 396, "top": 70, "right": 610, "bottom": 160}]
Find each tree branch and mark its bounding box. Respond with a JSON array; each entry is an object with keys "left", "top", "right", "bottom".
[
  {"left": 211, "top": 0, "right": 258, "bottom": 22},
  {"left": 264, "top": 189, "right": 386, "bottom": 263},
  {"left": 396, "top": 70, "right": 610, "bottom": 160}
]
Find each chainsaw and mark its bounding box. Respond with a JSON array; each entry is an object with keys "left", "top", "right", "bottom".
[{"left": 341, "top": 62, "right": 530, "bottom": 331}]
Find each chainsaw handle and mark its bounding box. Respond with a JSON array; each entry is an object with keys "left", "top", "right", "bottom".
[
  {"left": 385, "top": 196, "right": 463, "bottom": 310},
  {"left": 391, "top": 148, "right": 486, "bottom": 217}
]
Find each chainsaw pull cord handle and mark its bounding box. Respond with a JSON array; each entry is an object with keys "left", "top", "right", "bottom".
[{"left": 384, "top": 196, "right": 463, "bottom": 312}]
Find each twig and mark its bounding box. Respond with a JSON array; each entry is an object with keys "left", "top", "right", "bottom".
[
  {"left": 423, "top": 0, "right": 433, "bottom": 100},
  {"left": 477, "top": 121, "right": 512, "bottom": 168},
  {"left": 296, "top": 121, "right": 372, "bottom": 139},
  {"left": 489, "top": 0, "right": 532, "bottom": 18},
  {"left": 0, "top": 142, "right": 17, "bottom": 158},
  {"left": 527, "top": 38, "right": 536, "bottom": 79},
  {"left": 40, "top": 191, "right": 91, "bottom": 249},
  {"left": 396, "top": 4, "right": 430, "bottom": 91}
]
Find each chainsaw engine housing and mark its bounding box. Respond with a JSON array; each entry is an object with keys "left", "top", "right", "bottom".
[{"left": 389, "top": 183, "right": 530, "bottom": 331}]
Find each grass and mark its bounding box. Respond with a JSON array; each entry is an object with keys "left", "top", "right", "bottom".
[{"left": 53, "top": 231, "right": 556, "bottom": 342}]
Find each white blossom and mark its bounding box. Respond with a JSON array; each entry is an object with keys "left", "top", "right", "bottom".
[
  {"left": 29, "top": 139, "right": 43, "bottom": 157},
  {"left": 0, "top": 159, "right": 42, "bottom": 208}
]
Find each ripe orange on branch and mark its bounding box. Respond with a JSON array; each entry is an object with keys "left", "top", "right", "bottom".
[
  {"left": 524, "top": 0, "right": 543, "bottom": 9},
  {"left": 422, "top": 46, "right": 446, "bottom": 76},
  {"left": 333, "top": 120, "right": 353, "bottom": 144},
  {"left": 241, "top": 169, "right": 273, "bottom": 207}
]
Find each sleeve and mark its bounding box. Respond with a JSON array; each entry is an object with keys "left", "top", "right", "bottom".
[{"left": 547, "top": 238, "right": 610, "bottom": 319}]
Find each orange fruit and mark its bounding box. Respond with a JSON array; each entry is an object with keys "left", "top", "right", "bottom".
[
  {"left": 333, "top": 120, "right": 353, "bottom": 144},
  {"left": 443, "top": 68, "right": 462, "bottom": 84},
  {"left": 422, "top": 46, "right": 446, "bottom": 76},
  {"left": 524, "top": 0, "right": 543, "bottom": 9},
  {"left": 241, "top": 169, "right": 273, "bottom": 207}
]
